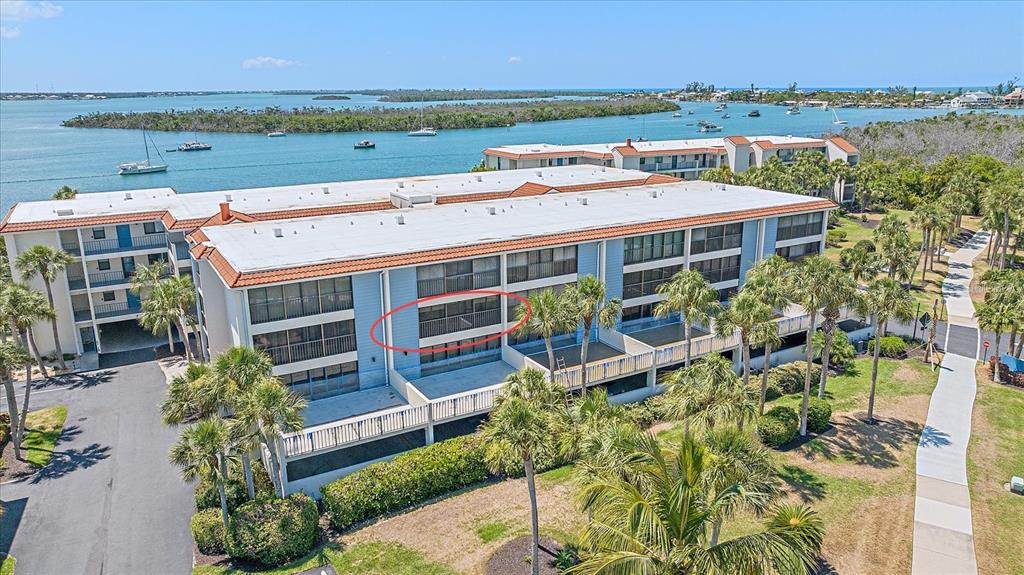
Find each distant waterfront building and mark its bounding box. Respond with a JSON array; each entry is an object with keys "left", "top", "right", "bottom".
[
  {"left": 3, "top": 165, "right": 864, "bottom": 494},
  {"left": 1002, "top": 88, "right": 1024, "bottom": 108},
  {"left": 482, "top": 134, "right": 860, "bottom": 203},
  {"left": 950, "top": 91, "right": 994, "bottom": 108}
]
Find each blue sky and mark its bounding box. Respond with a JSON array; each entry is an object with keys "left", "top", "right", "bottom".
[{"left": 1, "top": 0, "right": 1021, "bottom": 92}]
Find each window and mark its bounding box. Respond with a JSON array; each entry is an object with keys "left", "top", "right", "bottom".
[
  {"left": 420, "top": 334, "right": 501, "bottom": 375},
  {"left": 776, "top": 212, "right": 824, "bottom": 241},
  {"left": 623, "top": 231, "right": 685, "bottom": 264},
  {"left": 143, "top": 222, "right": 158, "bottom": 234},
  {"left": 418, "top": 296, "right": 501, "bottom": 338},
  {"left": 102, "top": 291, "right": 115, "bottom": 302},
  {"left": 568, "top": 157, "right": 578, "bottom": 165},
  {"left": 690, "top": 255, "right": 741, "bottom": 284},
  {"left": 506, "top": 246, "right": 577, "bottom": 283},
  {"left": 148, "top": 253, "right": 167, "bottom": 265},
  {"left": 507, "top": 284, "right": 573, "bottom": 345},
  {"left": 280, "top": 361, "right": 359, "bottom": 400},
  {"left": 622, "top": 303, "right": 658, "bottom": 322},
  {"left": 622, "top": 264, "right": 684, "bottom": 299},
  {"left": 252, "top": 319, "right": 356, "bottom": 365},
  {"left": 97, "top": 259, "right": 111, "bottom": 271},
  {"left": 776, "top": 241, "right": 821, "bottom": 262},
  {"left": 416, "top": 256, "right": 499, "bottom": 297},
  {"left": 92, "top": 228, "right": 106, "bottom": 240},
  {"left": 248, "top": 277, "right": 352, "bottom": 324},
  {"left": 690, "top": 223, "right": 743, "bottom": 255}
]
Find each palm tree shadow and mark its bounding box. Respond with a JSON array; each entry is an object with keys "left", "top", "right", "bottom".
[
  {"left": 919, "top": 425, "right": 952, "bottom": 448},
  {"left": 778, "top": 464, "right": 827, "bottom": 502},
  {"left": 793, "top": 413, "right": 923, "bottom": 469}
]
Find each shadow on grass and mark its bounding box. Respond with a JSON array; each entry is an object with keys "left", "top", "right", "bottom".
[
  {"left": 778, "top": 464, "right": 827, "bottom": 502},
  {"left": 791, "top": 413, "right": 924, "bottom": 469}
]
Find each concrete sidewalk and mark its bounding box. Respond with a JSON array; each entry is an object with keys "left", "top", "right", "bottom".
[{"left": 911, "top": 231, "right": 989, "bottom": 575}]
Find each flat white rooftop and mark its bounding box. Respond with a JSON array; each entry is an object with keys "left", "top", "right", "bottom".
[
  {"left": 199, "top": 180, "right": 830, "bottom": 275},
  {"left": 1, "top": 165, "right": 650, "bottom": 231},
  {"left": 485, "top": 135, "right": 827, "bottom": 157}
]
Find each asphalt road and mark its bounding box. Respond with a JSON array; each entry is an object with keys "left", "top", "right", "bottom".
[{"left": 1, "top": 361, "right": 194, "bottom": 574}]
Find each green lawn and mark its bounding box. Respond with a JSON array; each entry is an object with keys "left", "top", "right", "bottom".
[
  {"left": 967, "top": 371, "right": 1024, "bottom": 575},
  {"left": 193, "top": 542, "right": 457, "bottom": 575},
  {"left": 474, "top": 520, "right": 513, "bottom": 543},
  {"left": 0, "top": 554, "right": 14, "bottom": 575},
  {"left": 21, "top": 406, "right": 67, "bottom": 468},
  {"left": 769, "top": 357, "right": 938, "bottom": 413}
]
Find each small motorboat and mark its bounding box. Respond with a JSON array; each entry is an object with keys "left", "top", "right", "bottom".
[
  {"left": 747, "top": 110, "right": 761, "bottom": 117},
  {"left": 178, "top": 141, "right": 211, "bottom": 152},
  {"left": 686, "top": 110, "right": 695, "bottom": 115},
  {"left": 713, "top": 104, "right": 725, "bottom": 112},
  {"left": 672, "top": 112, "right": 682, "bottom": 117},
  {"left": 699, "top": 123, "right": 723, "bottom": 133},
  {"left": 786, "top": 105, "right": 801, "bottom": 115},
  {"left": 721, "top": 113, "right": 731, "bottom": 119},
  {"left": 354, "top": 140, "right": 375, "bottom": 149},
  {"left": 267, "top": 131, "right": 287, "bottom": 137}
]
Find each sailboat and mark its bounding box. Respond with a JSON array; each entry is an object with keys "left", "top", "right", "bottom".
[
  {"left": 119, "top": 129, "right": 167, "bottom": 175},
  {"left": 408, "top": 105, "right": 437, "bottom": 136},
  {"left": 786, "top": 105, "right": 801, "bottom": 115},
  {"left": 832, "top": 108, "right": 848, "bottom": 125},
  {"left": 177, "top": 121, "right": 211, "bottom": 151}
]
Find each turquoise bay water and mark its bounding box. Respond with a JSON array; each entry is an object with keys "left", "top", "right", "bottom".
[{"left": 2, "top": 93, "right": 1021, "bottom": 214}]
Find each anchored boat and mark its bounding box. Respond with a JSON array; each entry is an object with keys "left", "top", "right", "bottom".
[
  {"left": 354, "top": 140, "right": 376, "bottom": 149},
  {"left": 119, "top": 129, "right": 167, "bottom": 175}
]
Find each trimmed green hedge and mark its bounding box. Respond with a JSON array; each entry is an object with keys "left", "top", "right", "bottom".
[
  {"left": 807, "top": 398, "right": 833, "bottom": 433},
  {"left": 765, "top": 405, "right": 799, "bottom": 428},
  {"left": 0, "top": 413, "right": 9, "bottom": 446},
  {"left": 769, "top": 362, "right": 821, "bottom": 395},
  {"left": 191, "top": 508, "right": 225, "bottom": 555},
  {"left": 225, "top": 493, "right": 320, "bottom": 567},
  {"left": 826, "top": 229, "right": 848, "bottom": 246},
  {"left": 757, "top": 414, "right": 797, "bottom": 448},
  {"left": 321, "top": 435, "right": 488, "bottom": 531},
  {"left": 868, "top": 336, "right": 908, "bottom": 359}
]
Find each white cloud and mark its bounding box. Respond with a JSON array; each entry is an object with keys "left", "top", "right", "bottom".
[
  {"left": 0, "top": 26, "right": 20, "bottom": 38},
  {"left": 0, "top": 1, "right": 63, "bottom": 21},
  {"left": 507, "top": 56, "right": 522, "bottom": 64},
  {"left": 241, "top": 56, "right": 298, "bottom": 70}
]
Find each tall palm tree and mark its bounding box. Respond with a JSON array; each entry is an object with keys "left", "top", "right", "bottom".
[
  {"left": 15, "top": 245, "right": 74, "bottom": 370},
  {"left": 828, "top": 158, "right": 854, "bottom": 203},
  {"left": 873, "top": 214, "right": 916, "bottom": 281},
  {"left": 144, "top": 282, "right": 193, "bottom": 361},
  {"left": 654, "top": 269, "right": 720, "bottom": 368},
  {"left": 169, "top": 416, "right": 236, "bottom": 528},
  {"left": 128, "top": 261, "right": 169, "bottom": 296},
  {"left": 702, "top": 427, "right": 779, "bottom": 546},
  {"left": 235, "top": 377, "right": 306, "bottom": 497},
  {"left": 563, "top": 276, "right": 622, "bottom": 389},
  {"left": 788, "top": 256, "right": 836, "bottom": 436},
  {"left": 556, "top": 386, "right": 630, "bottom": 465},
  {"left": 570, "top": 433, "right": 824, "bottom": 575},
  {"left": 2, "top": 285, "right": 55, "bottom": 441},
  {"left": 975, "top": 301, "right": 1016, "bottom": 383},
  {"left": 815, "top": 266, "right": 860, "bottom": 400},
  {"left": 714, "top": 291, "right": 775, "bottom": 395},
  {"left": 0, "top": 340, "right": 31, "bottom": 460},
  {"left": 514, "top": 289, "right": 574, "bottom": 382},
  {"left": 839, "top": 243, "right": 882, "bottom": 285},
  {"left": 479, "top": 368, "right": 564, "bottom": 575},
  {"left": 166, "top": 274, "right": 200, "bottom": 359},
  {"left": 743, "top": 256, "right": 791, "bottom": 415},
  {"left": 861, "top": 279, "right": 914, "bottom": 422},
  {"left": 161, "top": 362, "right": 216, "bottom": 425},
  {"left": 664, "top": 353, "right": 757, "bottom": 432}
]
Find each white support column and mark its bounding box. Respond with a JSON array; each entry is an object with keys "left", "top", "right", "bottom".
[
  {"left": 756, "top": 218, "right": 766, "bottom": 262},
  {"left": 76, "top": 228, "right": 101, "bottom": 353},
  {"left": 382, "top": 270, "right": 394, "bottom": 384},
  {"left": 819, "top": 211, "right": 828, "bottom": 255},
  {"left": 499, "top": 253, "right": 509, "bottom": 348}
]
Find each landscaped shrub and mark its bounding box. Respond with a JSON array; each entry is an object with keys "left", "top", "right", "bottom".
[
  {"left": 764, "top": 405, "right": 799, "bottom": 428},
  {"left": 623, "top": 392, "right": 675, "bottom": 428},
  {"left": 806, "top": 398, "right": 833, "bottom": 433},
  {"left": 0, "top": 413, "right": 9, "bottom": 446},
  {"left": 868, "top": 335, "right": 908, "bottom": 359},
  {"left": 225, "top": 493, "right": 319, "bottom": 567},
  {"left": 196, "top": 461, "right": 274, "bottom": 512},
  {"left": 191, "top": 508, "right": 226, "bottom": 555},
  {"left": 826, "top": 229, "right": 848, "bottom": 247},
  {"left": 763, "top": 380, "right": 783, "bottom": 401},
  {"left": 320, "top": 435, "right": 488, "bottom": 531},
  {"left": 813, "top": 330, "right": 856, "bottom": 369},
  {"left": 769, "top": 361, "right": 821, "bottom": 394},
  {"left": 757, "top": 414, "right": 797, "bottom": 448}
]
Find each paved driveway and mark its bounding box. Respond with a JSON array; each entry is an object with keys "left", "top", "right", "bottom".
[{"left": 1, "top": 361, "right": 194, "bottom": 574}]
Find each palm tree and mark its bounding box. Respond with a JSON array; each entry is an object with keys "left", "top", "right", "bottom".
[
  {"left": 654, "top": 269, "right": 720, "bottom": 368},
  {"left": 52, "top": 185, "right": 77, "bottom": 200},
  {"left": 161, "top": 362, "right": 215, "bottom": 425},
  {"left": 128, "top": 261, "right": 168, "bottom": 296},
  {"left": 714, "top": 291, "right": 775, "bottom": 396},
  {"left": 702, "top": 427, "right": 779, "bottom": 546},
  {"left": 815, "top": 266, "right": 860, "bottom": 400},
  {"left": 861, "top": 279, "right": 914, "bottom": 422},
  {"left": 166, "top": 274, "right": 200, "bottom": 359},
  {"left": 975, "top": 302, "right": 1016, "bottom": 383},
  {"left": 873, "top": 214, "right": 916, "bottom": 281},
  {"left": 143, "top": 282, "right": 193, "bottom": 361},
  {"left": 556, "top": 386, "right": 630, "bottom": 464},
  {"left": 514, "top": 289, "right": 574, "bottom": 382},
  {"left": 664, "top": 353, "right": 757, "bottom": 432},
  {"left": 569, "top": 433, "right": 824, "bottom": 575},
  {"left": 15, "top": 245, "right": 74, "bottom": 370},
  {"left": 743, "top": 256, "right": 791, "bottom": 415},
  {"left": 0, "top": 340, "right": 31, "bottom": 460},
  {"left": 2, "top": 284, "right": 55, "bottom": 442},
  {"left": 839, "top": 243, "right": 882, "bottom": 284},
  {"left": 169, "top": 416, "right": 236, "bottom": 528},
  {"left": 788, "top": 256, "right": 836, "bottom": 436},
  {"left": 235, "top": 377, "right": 306, "bottom": 497},
  {"left": 479, "top": 368, "right": 564, "bottom": 575},
  {"left": 563, "top": 276, "right": 622, "bottom": 389},
  {"left": 828, "top": 158, "right": 854, "bottom": 203}
]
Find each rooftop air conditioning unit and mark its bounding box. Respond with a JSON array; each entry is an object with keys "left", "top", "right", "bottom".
[
  {"left": 273, "top": 228, "right": 283, "bottom": 238},
  {"left": 577, "top": 197, "right": 589, "bottom": 206},
  {"left": 322, "top": 186, "right": 330, "bottom": 194},
  {"left": 475, "top": 175, "right": 483, "bottom": 182},
  {"left": 485, "top": 206, "right": 497, "bottom": 215},
  {"left": 224, "top": 194, "right": 232, "bottom": 202},
  {"left": 124, "top": 192, "right": 133, "bottom": 200},
  {"left": 395, "top": 215, "right": 405, "bottom": 225}
]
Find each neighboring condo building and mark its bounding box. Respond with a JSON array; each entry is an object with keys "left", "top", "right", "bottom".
[
  {"left": 3, "top": 165, "right": 864, "bottom": 495},
  {"left": 482, "top": 134, "right": 861, "bottom": 203}
]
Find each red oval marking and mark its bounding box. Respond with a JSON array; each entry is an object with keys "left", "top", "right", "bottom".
[{"left": 369, "top": 289, "right": 531, "bottom": 354}]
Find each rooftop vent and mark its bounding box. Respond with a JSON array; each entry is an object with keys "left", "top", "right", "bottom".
[
  {"left": 397, "top": 181, "right": 404, "bottom": 189},
  {"left": 577, "top": 197, "right": 588, "bottom": 206},
  {"left": 272, "top": 228, "right": 283, "bottom": 238},
  {"left": 322, "top": 186, "right": 330, "bottom": 194},
  {"left": 124, "top": 192, "right": 133, "bottom": 200},
  {"left": 535, "top": 170, "right": 543, "bottom": 177},
  {"left": 649, "top": 190, "right": 660, "bottom": 198},
  {"left": 225, "top": 194, "right": 233, "bottom": 202},
  {"left": 475, "top": 175, "right": 483, "bottom": 182},
  {"left": 56, "top": 208, "right": 74, "bottom": 216},
  {"left": 485, "top": 206, "right": 497, "bottom": 216},
  {"left": 395, "top": 214, "right": 405, "bottom": 225}
]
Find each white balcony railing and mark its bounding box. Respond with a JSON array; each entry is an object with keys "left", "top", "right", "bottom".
[
  {"left": 555, "top": 351, "right": 656, "bottom": 390},
  {"left": 429, "top": 382, "right": 505, "bottom": 423},
  {"left": 653, "top": 332, "right": 740, "bottom": 367},
  {"left": 282, "top": 404, "right": 429, "bottom": 458}
]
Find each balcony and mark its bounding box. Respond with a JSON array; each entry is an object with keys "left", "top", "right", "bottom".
[
  {"left": 261, "top": 334, "right": 356, "bottom": 366},
  {"left": 419, "top": 308, "right": 501, "bottom": 339},
  {"left": 61, "top": 242, "right": 82, "bottom": 256},
  {"left": 417, "top": 271, "right": 500, "bottom": 298},
  {"left": 507, "top": 260, "right": 576, "bottom": 284},
  {"left": 249, "top": 292, "right": 354, "bottom": 324},
  {"left": 640, "top": 161, "right": 699, "bottom": 172},
  {"left": 172, "top": 241, "right": 191, "bottom": 261},
  {"left": 623, "top": 246, "right": 685, "bottom": 266},
  {"left": 73, "top": 308, "right": 91, "bottom": 322},
  {"left": 410, "top": 360, "right": 516, "bottom": 423},
  {"left": 82, "top": 233, "right": 167, "bottom": 256},
  {"left": 67, "top": 276, "right": 87, "bottom": 290},
  {"left": 93, "top": 301, "right": 142, "bottom": 319}
]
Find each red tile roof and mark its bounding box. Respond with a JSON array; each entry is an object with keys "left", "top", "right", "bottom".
[
  {"left": 196, "top": 199, "right": 837, "bottom": 288},
  {"left": 482, "top": 148, "right": 614, "bottom": 161},
  {"left": 827, "top": 136, "right": 860, "bottom": 154},
  {"left": 724, "top": 135, "right": 751, "bottom": 145},
  {"left": 752, "top": 139, "right": 827, "bottom": 150},
  {"left": 0, "top": 208, "right": 170, "bottom": 233}
]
